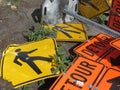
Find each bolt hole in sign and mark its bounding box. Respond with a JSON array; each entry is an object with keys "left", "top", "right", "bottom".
[
  {"left": 108, "top": 0, "right": 120, "bottom": 32},
  {"left": 74, "top": 33, "right": 114, "bottom": 61},
  {"left": 0, "top": 38, "right": 59, "bottom": 88},
  {"left": 110, "top": 38, "right": 120, "bottom": 50},
  {"left": 49, "top": 57, "right": 105, "bottom": 90},
  {"left": 78, "top": 0, "right": 110, "bottom": 18}
]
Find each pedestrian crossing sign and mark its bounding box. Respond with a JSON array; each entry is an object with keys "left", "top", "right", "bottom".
[{"left": 0, "top": 38, "right": 59, "bottom": 88}]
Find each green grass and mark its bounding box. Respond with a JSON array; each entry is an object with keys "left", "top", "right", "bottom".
[
  {"left": 51, "top": 45, "right": 72, "bottom": 74},
  {"left": 27, "top": 23, "right": 56, "bottom": 41},
  {"left": 7, "top": 0, "right": 21, "bottom": 5}
]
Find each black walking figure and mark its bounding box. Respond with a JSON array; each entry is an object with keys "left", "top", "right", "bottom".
[{"left": 13, "top": 48, "right": 52, "bottom": 74}]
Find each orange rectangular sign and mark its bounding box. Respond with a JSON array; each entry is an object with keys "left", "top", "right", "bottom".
[
  {"left": 108, "top": 0, "right": 120, "bottom": 32},
  {"left": 74, "top": 34, "right": 114, "bottom": 61},
  {"left": 110, "top": 38, "right": 120, "bottom": 50},
  {"left": 99, "top": 48, "right": 120, "bottom": 71},
  {"left": 96, "top": 69, "right": 120, "bottom": 90},
  {"left": 49, "top": 57, "right": 105, "bottom": 90}
]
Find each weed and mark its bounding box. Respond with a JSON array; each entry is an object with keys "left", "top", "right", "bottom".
[
  {"left": 7, "top": 0, "right": 20, "bottom": 5},
  {"left": 92, "top": 13, "right": 108, "bottom": 25},
  {"left": 51, "top": 45, "right": 72, "bottom": 74},
  {"left": 22, "top": 84, "right": 30, "bottom": 90},
  {"left": 27, "top": 23, "right": 56, "bottom": 41},
  {"left": 38, "top": 80, "right": 45, "bottom": 87},
  {"left": 98, "top": 13, "right": 108, "bottom": 24}
]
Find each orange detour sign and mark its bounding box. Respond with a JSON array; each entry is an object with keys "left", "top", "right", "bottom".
[
  {"left": 96, "top": 69, "right": 120, "bottom": 90},
  {"left": 108, "top": 0, "right": 120, "bottom": 32},
  {"left": 74, "top": 33, "right": 114, "bottom": 61},
  {"left": 99, "top": 48, "right": 120, "bottom": 71},
  {"left": 49, "top": 57, "right": 105, "bottom": 90},
  {"left": 78, "top": 0, "right": 110, "bottom": 18},
  {"left": 0, "top": 38, "right": 59, "bottom": 88},
  {"left": 110, "top": 38, "right": 120, "bottom": 50}
]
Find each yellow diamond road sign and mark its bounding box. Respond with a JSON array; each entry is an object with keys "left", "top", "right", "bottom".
[
  {"left": 45, "top": 23, "right": 88, "bottom": 42},
  {"left": 78, "top": 0, "right": 110, "bottom": 18},
  {"left": 0, "top": 38, "right": 59, "bottom": 88}
]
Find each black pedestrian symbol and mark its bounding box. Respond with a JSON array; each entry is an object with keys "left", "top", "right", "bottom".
[
  {"left": 13, "top": 48, "right": 52, "bottom": 74},
  {"left": 79, "top": 0, "right": 100, "bottom": 11},
  {"left": 107, "top": 76, "right": 120, "bottom": 90},
  {"left": 110, "top": 55, "right": 120, "bottom": 66}
]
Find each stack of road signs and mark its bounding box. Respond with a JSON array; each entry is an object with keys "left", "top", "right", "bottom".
[
  {"left": 78, "top": 0, "right": 110, "bottom": 18},
  {"left": 49, "top": 57, "right": 105, "bottom": 90},
  {"left": 74, "top": 33, "right": 114, "bottom": 61},
  {"left": 110, "top": 38, "right": 120, "bottom": 50},
  {"left": 44, "top": 23, "right": 88, "bottom": 42},
  {"left": 49, "top": 33, "right": 120, "bottom": 90},
  {"left": 74, "top": 33, "right": 120, "bottom": 71},
  {"left": 0, "top": 38, "right": 59, "bottom": 88},
  {"left": 108, "top": 0, "right": 120, "bottom": 32}
]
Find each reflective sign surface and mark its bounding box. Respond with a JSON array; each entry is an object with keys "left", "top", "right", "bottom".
[
  {"left": 108, "top": 0, "right": 120, "bottom": 32},
  {"left": 74, "top": 33, "right": 114, "bottom": 61},
  {"left": 99, "top": 48, "right": 120, "bottom": 70},
  {"left": 0, "top": 38, "right": 59, "bottom": 88},
  {"left": 110, "top": 38, "right": 120, "bottom": 50},
  {"left": 49, "top": 57, "right": 105, "bottom": 90},
  {"left": 45, "top": 23, "right": 88, "bottom": 42},
  {"left": 78, "top": 0, "right": 110, "bottom": 18},
  {"left": 97, "top": 69, "right": 120, "bottom": 90}
]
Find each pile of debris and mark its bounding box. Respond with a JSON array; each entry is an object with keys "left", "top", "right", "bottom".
[{"left": 0, "top": 0, "right": 120, "bottom": 90}]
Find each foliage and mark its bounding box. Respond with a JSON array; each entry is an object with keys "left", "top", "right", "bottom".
[
  {"left": 27, "top": 23, "right": 56, "bottom": 41},
  {"left": 7, "top": 0, "right": 20, "bottom": 5},
  {"left": 22, "top": 84, "right": 30, "bottom": 90},
  {"left": 98, "top": 13, "right": 108, "bottom": 24},
  {"left": 38, "top": 80, "right": 45, "bottom": 87},
  {"left": 51, "top": 45, "right": 72, "bottom": 74}
]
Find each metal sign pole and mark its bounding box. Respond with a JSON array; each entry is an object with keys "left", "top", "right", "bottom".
[{"left": 64, "top": 9, "right": 120, "bottom": 38}]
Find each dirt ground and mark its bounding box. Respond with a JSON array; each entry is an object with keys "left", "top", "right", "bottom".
[{"left": 0, "top": 0, "right": 107, "bottom": 90}]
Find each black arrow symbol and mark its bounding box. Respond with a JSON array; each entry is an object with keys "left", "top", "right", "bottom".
[{"left": 110, "top": 55, "right": 120, "bottom": 66}]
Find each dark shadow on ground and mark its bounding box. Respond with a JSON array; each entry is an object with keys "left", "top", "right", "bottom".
[
  {"left": 69, "top": 42, "right": 82, "bottom": 56},
  {"left": 31, "top": 7, "right": 42, "bottom": 23},
  {"left": 38, "top": 77, "right": 58, "bottom": 90}
]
